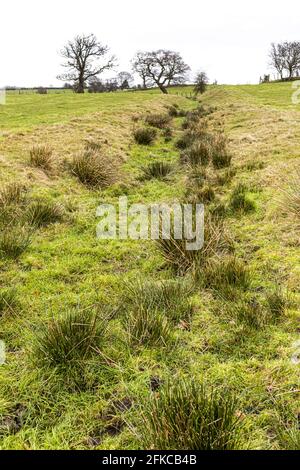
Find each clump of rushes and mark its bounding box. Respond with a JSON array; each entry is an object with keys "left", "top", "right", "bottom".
[
  {"left": 157, "top": 214, "right": 232, "bottom": 275},
  {"left": 211, "top": 134, "right": 232, "bottom": 169},
  {"left": 123, "top": 306, "right": 172, "bottom": 347},
  {"left": 209, "top": 202, "right": 227, "bottom": 219},
  {"left": 229, "top": 184, "right": 256, "bottom": 213},
  {"left": 133, "top": 127, "right": 157, "bottom": 145},
  {"left": 216, "top": 168, "right": 236, "bottom": 186},
  {"left": 0, "top": 182, "right": 27, "bottom": 207},
  {"left": 71, "top": 149, "right": 118, "bottom": 188},
  {"left": 26, "top": 200, "right": 65, "bottom": 228},
  {"left": 180, "top": 140, "right": 211, "bottom": 167},
  {"left": 0, "top": 225, "right": 31, "bottom": 259},
  {"left": 145, "top": 113, "right": 172, "bottom": 129},
  {"left": 280, "top": 168, "right": 300, "bottom": 220},
  {"left": 181, "top": 106, "right": 212, "bottom": 130},
  {"left": 163, "top": 127, "right": 173, "bottom": 142},
  {"left": 233, "top": 297, "right": 266, "bottom": 329},
  {"left": 244, "top": 160, "right": 265, "bottom": 171},
  {"left": 29, "top": 145, "right": 53, "bottom": 171},
  {"left": 0, "top": 183, "right": 28, "bottom": 227},
  {"left": 122, "top": 278, "right": 193, "bottom": 324},
  {"left": 0, "top": 288, "right": 18, "bottom": 316},
  {"left": 275, "top": 404, "right": 300, "bottom": 450},
  {"left": 139, "top": 380, "right": 241, "bottom": 450},
  {"left": 34, "top": 308, "right": 109, "bottom": 367},
  {"left": 186, "top": 167, "right": 208, "bottom": 190},
  {"left": 175, "top": 123, "right": 209, "bottom": 150},
  {"left": 167, "top": 105, "right": 179, "bottom": 117},
  {"left": 190, "top": 184, "right": 216, "bottom": 204},
  {"left": 140, "top": 161, "right": 173, "bottom": 181},
  {"left": 265, "top": 287, "right": 288, "bottom": 322},
  {"left": 202, "top": 256, "right": 251, "bottom": 299}
]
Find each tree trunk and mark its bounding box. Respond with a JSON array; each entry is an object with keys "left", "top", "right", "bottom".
[
  {"left": 76, "top": 76, "right": 85, "bottom": 93},
  {"left": 158, "top": 84, "right": 168, "bottom": 94}
]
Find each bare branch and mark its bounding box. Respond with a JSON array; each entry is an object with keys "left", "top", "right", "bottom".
[{"left": 57, "top": 33, "right": 116, "bottom": 93}]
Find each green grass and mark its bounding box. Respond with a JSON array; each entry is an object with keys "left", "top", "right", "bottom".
[{"left": 0, "top": 83, "right": 299, "bottom": 450}]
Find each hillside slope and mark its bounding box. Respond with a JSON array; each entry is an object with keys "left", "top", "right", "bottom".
[{"left": 0, "top": 84, "right": 299, "bottom": 450}]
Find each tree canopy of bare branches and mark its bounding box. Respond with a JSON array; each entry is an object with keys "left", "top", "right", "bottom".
[
  {"left": 269, "top": 42, "right": 300, "bottom": 80},
  {"left": 132, "top": 50, "right": 190, "bottom": 94},
  {"left": 57, "top": 34, "right": 116, "bottom": 93},
  {"left": 117, "top": 71, "right": 134, "bottom": 89}
]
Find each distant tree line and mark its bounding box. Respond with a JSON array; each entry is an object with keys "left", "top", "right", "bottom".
[{"left": 57, "top": 33, "right": 206, "bottom": 94}]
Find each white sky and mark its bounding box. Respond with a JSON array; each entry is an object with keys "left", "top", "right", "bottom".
[{"left": 1, "top": 0, "right": 300, "bottom": 87}]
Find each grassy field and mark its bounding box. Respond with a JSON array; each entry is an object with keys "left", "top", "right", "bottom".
[{"left": 0, "top": 83, "right": 299, "bottom": 450}]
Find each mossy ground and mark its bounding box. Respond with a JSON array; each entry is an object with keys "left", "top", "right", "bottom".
[{"left": 0, "top": 84, "right": 299, "bottom": 449}]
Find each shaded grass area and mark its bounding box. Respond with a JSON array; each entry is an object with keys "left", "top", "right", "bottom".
[{"left": 0, "top": 84, "right": 299, "bottom": 450}]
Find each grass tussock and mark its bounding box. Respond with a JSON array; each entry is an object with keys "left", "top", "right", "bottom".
[
  {"left": 0, "top": 225, "right": 31, "bottom": 259},
  {"left": 224, "top": 287, "right": 288, "bottom": 329},
  {"left": 139, "top": 380, "right": 241, "bottom": 450},
  {"left": 175, "top": 123, "right": 209, "bottom": 150},
  {"left": 265, "top": 287, "right": 288, "bottom": 321},
  {"left": 280, "top": 168, "right": 300, "bottom": 221},
  {"left": 26, "top": 200, "right": 65, "bottom": 228},
  {"left": 122, "top": 278, "right": 193, "bottom": 325},
  {"left": 163, "top": 127, "right": 173, "bottom": 142},
  {"left": 140, "top": 161, "right": 173, "bottom": 181},
  {"left": 180, "top": 140, "right": 211, "bottom": 167},
  {"left": 0, "top": 288, "right": 18, "bottom": 315},
  {"left": 216, "top": 168, "right": 236, "bottom": 186},
  {"left": 202, "top": 256, "right": 251, "bottom": 298},
  {"left": 123, "top": 306, "right": 172, "bottom": 347},
  {"left": 189, "top": 184, "right": 216, "bottom": 204},
  {"left": 0, "top": 182, "right": 27, "bottom": 207},
  {"left": 71, "top": 150, "right": 118, "bottom": 188},
  {"left": 34, "top": 308, "right": 108, "bottom": 367},
  {"left": 145, "top": 113, "right": 172, "bottom": 129},
  {"left": 275, "top": 406, "right": 300, "bottom": 450},
  {"left": 211, "top": 134, "right": 232, "bottom": 169},
  {"left": 133, "top": 127, "right": 157, "bottom": 145},
  {"left": 229, "top": 184, "right": 256, "bottom": 213},
  {"left": 167, "top": 105, "right": 179, "bottom": 117},
  {"left": 29, "top": 145, "right": 53, "bottom": 171},
  {"left": 157, "top": 214, "right": 232, "bottom": 275},
  {"left": 186, "top": 167, "right": 208, "bottom": 189},
  {"left": 0, "top": 183, "right": 28, "bottom": 227}
]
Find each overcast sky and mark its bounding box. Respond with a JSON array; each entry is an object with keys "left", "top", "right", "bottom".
[{"left": 1, "top": 0, "right": 300, "bottom": 87}]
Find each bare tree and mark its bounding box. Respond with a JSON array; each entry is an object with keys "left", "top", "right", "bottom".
[
  {"left": 194, "top": 71, "right": 209, "bottom": 95},
  {"left": 57, "top": 34, "right": 116, "bottom": 93},
  {"left": 269, "top": 43, "right": 285, "bottom": 80},
  {"left": 117, "top": 71, "right": 134, "bottom": 89},
  {"left": 283, "top": 41, "right": 300, "bottom": 79},
  {"left": 269, "top": 42, "right": 300, "bottom": 80},
  {"left": 132, "top": 50, "right": 190, "bottom": 94},
  {"left": 131, "top": 52, "right": 149, "bottom": 89},
  {"left": 88, "top": 78, "right": 106, "bottom": 93}
]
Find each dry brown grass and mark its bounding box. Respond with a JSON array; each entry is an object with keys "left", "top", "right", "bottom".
[
  {"left": 29, "top": 145, "right": 53, "bottom": 171},
  {"left": 279, "top": 168, "right": 300, "bottom": 221}
]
